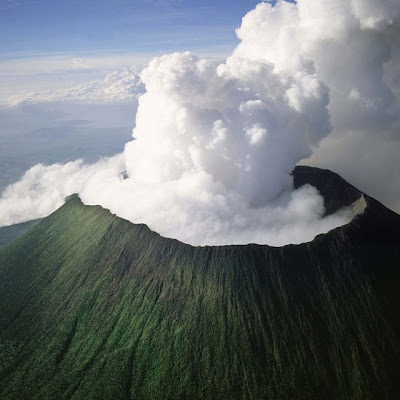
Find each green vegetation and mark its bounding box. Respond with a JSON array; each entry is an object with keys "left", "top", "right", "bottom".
[
  {"left": 0, "top": 218, "right": 43, "bottom": 250},
  {"left": 0, "top": 167, "right": 400, "bottom": 399}
]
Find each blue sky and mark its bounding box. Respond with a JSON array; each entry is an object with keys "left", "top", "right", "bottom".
[
  {"left": 0, "top": 0, "right": 282, "bottom": 187},
  {"left": 0, "top": 0, "right": 285, "bottom": 94},
  {"left": 0, "top": 0, "right": 399, "bottom": 219},
  {"left": 0, "top": 0, "right": 278, "bottom": 58}
]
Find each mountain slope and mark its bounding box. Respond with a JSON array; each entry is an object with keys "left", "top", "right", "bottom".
[
  {"left": 0, "top": 166, "right": 400, "bottom": 400},
  {"left": 0, "top": 218, "right": 43, "bottom": 250}
]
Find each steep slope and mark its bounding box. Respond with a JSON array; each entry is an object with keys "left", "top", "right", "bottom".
[
  {"left": 0, "top": 218, "right": 43, "bottom": 250},
  {"left": 0, "top": 167, "right": 400, "bottom": 400}
]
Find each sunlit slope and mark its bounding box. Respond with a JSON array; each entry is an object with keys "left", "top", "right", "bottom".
[{"left": 0, "top": 167, "right": 400, "bottom": 400}]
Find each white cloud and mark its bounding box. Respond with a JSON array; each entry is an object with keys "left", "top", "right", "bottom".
[
  {"left": 1, "top": 68, "right": 145, "bottom": 106},
  {"left": 0, "top": 52, "right": 153, "bottom": 77},
  {"left": 1, "top": 0, "right": 400, "bottom": 245},
  {"left": 0, "top": 50, "right": 228, "bottom": 104},
  {"left": 0, "top": 156, "right": 123, "bottom": 227}
]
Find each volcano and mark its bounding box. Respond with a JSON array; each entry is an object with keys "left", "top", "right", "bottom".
[{"left": 0, "top": 166, "right": 399, "bottom": 400}]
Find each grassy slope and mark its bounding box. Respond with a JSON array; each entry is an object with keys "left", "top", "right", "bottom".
[
  {"left": 0, "top": 219, "right": 43, "bottom": 250},
  {"left": 0, "top": 189, "right": 400, "bottom": 399}
]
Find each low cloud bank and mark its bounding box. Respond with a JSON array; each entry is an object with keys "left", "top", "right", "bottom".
[
  {"left": 0, "top": 157, "right": 352, "bottom": 246},
  {"left": 0, "top": 156, "right": 122, "bottom": 228},
  {"left": 1, "top": 68, "right": 145, "bottom": 107},
  {"left": 1, "top": 0, "right": 399, "bottom": 245}
]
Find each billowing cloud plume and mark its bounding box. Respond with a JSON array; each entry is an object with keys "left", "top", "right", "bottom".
[
  {"left": 123, "top": 50, "right": 330, "bottom": 205},
  {"left": 0, "top": 156, "right": 124, "bottom": 227},
  {"left": 1, "top": 0, "right": 399, "bottom": 246}
]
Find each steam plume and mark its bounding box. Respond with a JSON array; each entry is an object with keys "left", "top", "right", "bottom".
[{"left": 1, "top": 0, "right": 399, "bottom": 246}]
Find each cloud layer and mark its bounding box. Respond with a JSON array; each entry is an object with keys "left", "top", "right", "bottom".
[
  {"left": 1, "top": 0, "right": 399, "bottom": 246},
  {"left": 1, "top": 68, "right": 145, "bottom": 107}
]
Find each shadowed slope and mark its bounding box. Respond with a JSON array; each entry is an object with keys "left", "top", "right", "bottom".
[
  {"left": 0, "top": 218, "right": 43, "bottom": 250},
  {"left": 0, "top": 167, "right": 400, "bottom": 400}
]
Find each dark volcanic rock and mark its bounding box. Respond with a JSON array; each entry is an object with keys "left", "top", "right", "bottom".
[{"left": 293, "top": 165, "right": 363, "bottom": 215}]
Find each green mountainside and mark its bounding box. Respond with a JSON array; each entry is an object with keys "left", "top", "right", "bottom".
[
  {"left": 0, "top": 218, "right": 43, "bottom": 250},
  {"left": 0, "top": 166, "right": 400, "bottom": 400}
]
